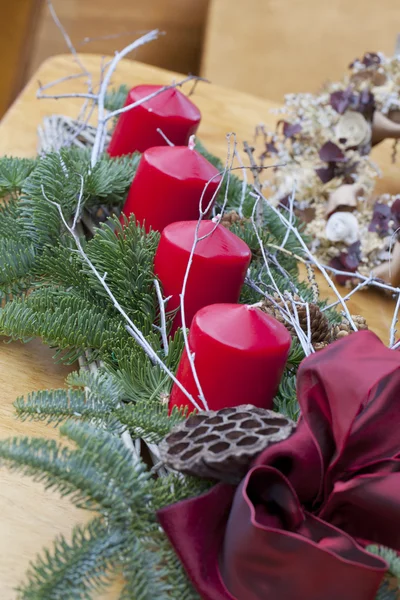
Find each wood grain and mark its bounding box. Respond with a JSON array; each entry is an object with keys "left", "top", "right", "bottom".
[
  {"left": 0, "top": 54, "right": 397, "bottom": 598},
  {"left": 202, "top": 0, "right": 400, "bottom": 101},
  {"left": 29, "top": 0, "right": 209, "bottom": 80}
]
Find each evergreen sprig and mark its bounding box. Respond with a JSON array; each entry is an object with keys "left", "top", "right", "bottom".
[
  {"left": 367, "top": 546, "right": 400, "bottom": 600},
  {"left": 18, "top": 518, "right": 126, "bottom": 600},
  {"left": 15, "top": 369, "right": 185, "bottom": 443},
  {"left": 0, "top": 421, "right": 206, "bottom": 598},
  {"left": 0, "top": 156, "right": 36, "bottom": 197},
  {"left": 19, "top": 149, "right": 139, "bottom": 247}
]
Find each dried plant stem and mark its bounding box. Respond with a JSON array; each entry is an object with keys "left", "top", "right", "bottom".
[
  {"left": 46, "top": 0, "right": 93, "bottom": 92},
  {"left": 90, "top": 29, "right": 160, "bottom": 167},
  {"left": 321, "top": 277, "right": 373, "bottom": 312},
  {"left": 250, "top": 195, "right": 313, "bottom": 356},
  {"left": 253, "top": 188, "right": 358, "bottom": 331},
  {"left": 390, "top": 292, "right": 400, "bottom": 347},
  {"left": 108, "top": 75, "right": 209, "bottom": 122},
  {"left": 153, "top": 279, "right": 171, "bottom": 357},
  {"left": 243, "top": 141, "right": 263, "bottom": 224}
]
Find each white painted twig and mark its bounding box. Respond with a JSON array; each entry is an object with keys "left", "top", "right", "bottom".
[
  {"left": 107, "top": 75, "right": 209, "bottom": 122},
  {"left": 153, "top": 279, "right": 171, "bottom": 357},
  {"left": 37, "top": 92, "right": 97, "bottom": 100},
  {"left": 280, "top": 183, "right": 296, "bottom": 251},
  {"left": 91, "top": 29, "right": 160, "bottom": 167},
  {"left": 319, "top": 263, "right": 400, "bottom": 295},
  {"left": 390, "top": 292, "right": 400, "bottom": 347},
  {"left": 45, "top": 0, "right": 93, "bottom": 94},
  {"left": 250, "top": 195, "right": 313, "bottom": 356},
  {"left": 38, "top": 72, "right": 89, "bottom": 92},
  {"left": 234, "top": 147, "right": 248, "bottom": 219},
  {"left": 178, "top": 133, "right": 237, "bottom": 411},
  {"left": 321, "top": 277, "right": 373, "bottom": 312},
  {"left": 253, "top": 188, "right": 358, "bottom": 332}
]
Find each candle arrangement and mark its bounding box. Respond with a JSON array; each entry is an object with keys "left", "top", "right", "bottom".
[
  {"left": 0, "top": 23, "right": 399, "bottom": 600},
  {"left": 107, "top": 84, "right": 201, "bottom": 156}
]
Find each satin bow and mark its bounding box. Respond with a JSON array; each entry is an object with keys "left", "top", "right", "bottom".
[{"left": 158, "top": 331, "right": 400, "bottom": 600}]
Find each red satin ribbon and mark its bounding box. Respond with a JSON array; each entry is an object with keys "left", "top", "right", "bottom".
[{"left": 158, "top": 331, "right": 400, "bottom": 599}]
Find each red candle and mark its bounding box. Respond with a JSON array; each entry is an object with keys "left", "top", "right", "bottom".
[
  {"left": 154, "top": 221, "right": 252, "bottom": 331},
  {"left": 122, "top": 146, "right": 221, "bottom": 232},
  {"left": 169, "top": 303, "right": 292, "bottom": 413},
  {"left": 107, "top": 85, "right": 201, "bottom": 156}
]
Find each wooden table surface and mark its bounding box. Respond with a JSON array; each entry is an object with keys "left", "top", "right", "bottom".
[{"left": 0, "top": 54, "right": 398, "bottom": 598}]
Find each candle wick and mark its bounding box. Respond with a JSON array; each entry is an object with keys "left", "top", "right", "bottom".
[{"left": 188, "top": 134, "right": 196, "bottom": 151}]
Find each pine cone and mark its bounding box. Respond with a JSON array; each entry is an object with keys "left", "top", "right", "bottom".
[
  {"left": 314, "top": 341, "right": 329, "bottom": 352},
  {"left": 331, "top": 314, "right": 368, "bottom": 340},
  {"left": 160, "top": 405, "right": 295, "bottom": 484},
  {"left": 261, "top": 294, "right": 331, "bottom": 345},
  {"left": 220, "top": 210, "right": 248, "bottom": 229}
]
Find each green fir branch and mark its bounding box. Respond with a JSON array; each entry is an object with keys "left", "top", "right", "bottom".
[
  {"left": 104, "top": 85, "right": 129, "bottom": 112},
  {"left": 18, "top": 518, "right": 125, "bottom": 600},
  {"left": 15, "top": 366, "right": 183, "bottom": 442},
  {"left": 0, "top": 238, "right": 36, "bottom": 300},
  {"left": 117, "top": 401, "right": 185, "bottom": 443},
  {"left": 19, "top": 148, "right": 139, "bottom": 247},
  {"left": 0, "top": 196, "right": 25, "bottom": 239},
  {"left": 84, "top": 216, "right": 159, "bottom": 328},
  {"left": 0, "top": 156, "right": 36, "bottom": 197},
  {"left": 0, "top": 421, "right": 151, "bottom": 517},
  {"left": 0, "top": 287, "right": 127, "bottom": 363},
  {"left": 274, "top": 371, "right": 300, "bottom": 421},
  {"left": 119, "top": 539, "right": 171, "bottom": 600},
  {"left": 14, "top": 388, "right": 113, "bottom": 426},
  {"left": 367, "top": 545, "right": 400, "bottom": 600},
  {"left": 66, "top": 369, "right": 124, "bottom": 403}
]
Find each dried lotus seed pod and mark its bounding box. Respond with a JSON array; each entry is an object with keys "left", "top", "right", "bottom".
[{"left": 160, "top": 404, "right": 295, "bottom": 484}]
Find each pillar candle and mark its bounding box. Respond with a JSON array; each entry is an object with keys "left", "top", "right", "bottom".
[
  {"left": 121, "top": 146, "right": 221, "bottom": 232},
  {"left": 107, "top": 85, "right": 201, "bottom": 156},
  {"left": 169, "top": 303, "right": 292, "bottom": 413},
  {"left": 154, "top": 221, "right": 252, "bottom": 331}
]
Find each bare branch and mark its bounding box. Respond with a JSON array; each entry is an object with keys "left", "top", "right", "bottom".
[
  {"left": 105, "top": 75, "right": 207, "bottom": 122},
  {"left": 390, "top": 292, "right": 400, "bottom": 347},
  {"left": 252, "top": 188, "right": 358, "bottom": 331},
  {"left": 46, "top": 0, "right": 93, "bottom": 94},
  {"left": 153, "top": 279, "right": 171, "bottom": 356},
  {"left": 91, "top": 29, "right": 160, "bottom": 167}
]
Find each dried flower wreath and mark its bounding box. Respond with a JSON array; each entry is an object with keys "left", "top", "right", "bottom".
[{"left": 257, "top": 49, "right": 400, "bottom": 287}]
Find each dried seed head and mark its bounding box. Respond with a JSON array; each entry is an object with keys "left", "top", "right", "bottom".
[{"left": 160, "top": 405, "right": 295, "bottom": 484}]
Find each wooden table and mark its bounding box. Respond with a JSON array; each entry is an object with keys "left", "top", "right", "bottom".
[{"left": 0, "top": 54, "right": 398, "bottom": 599}]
